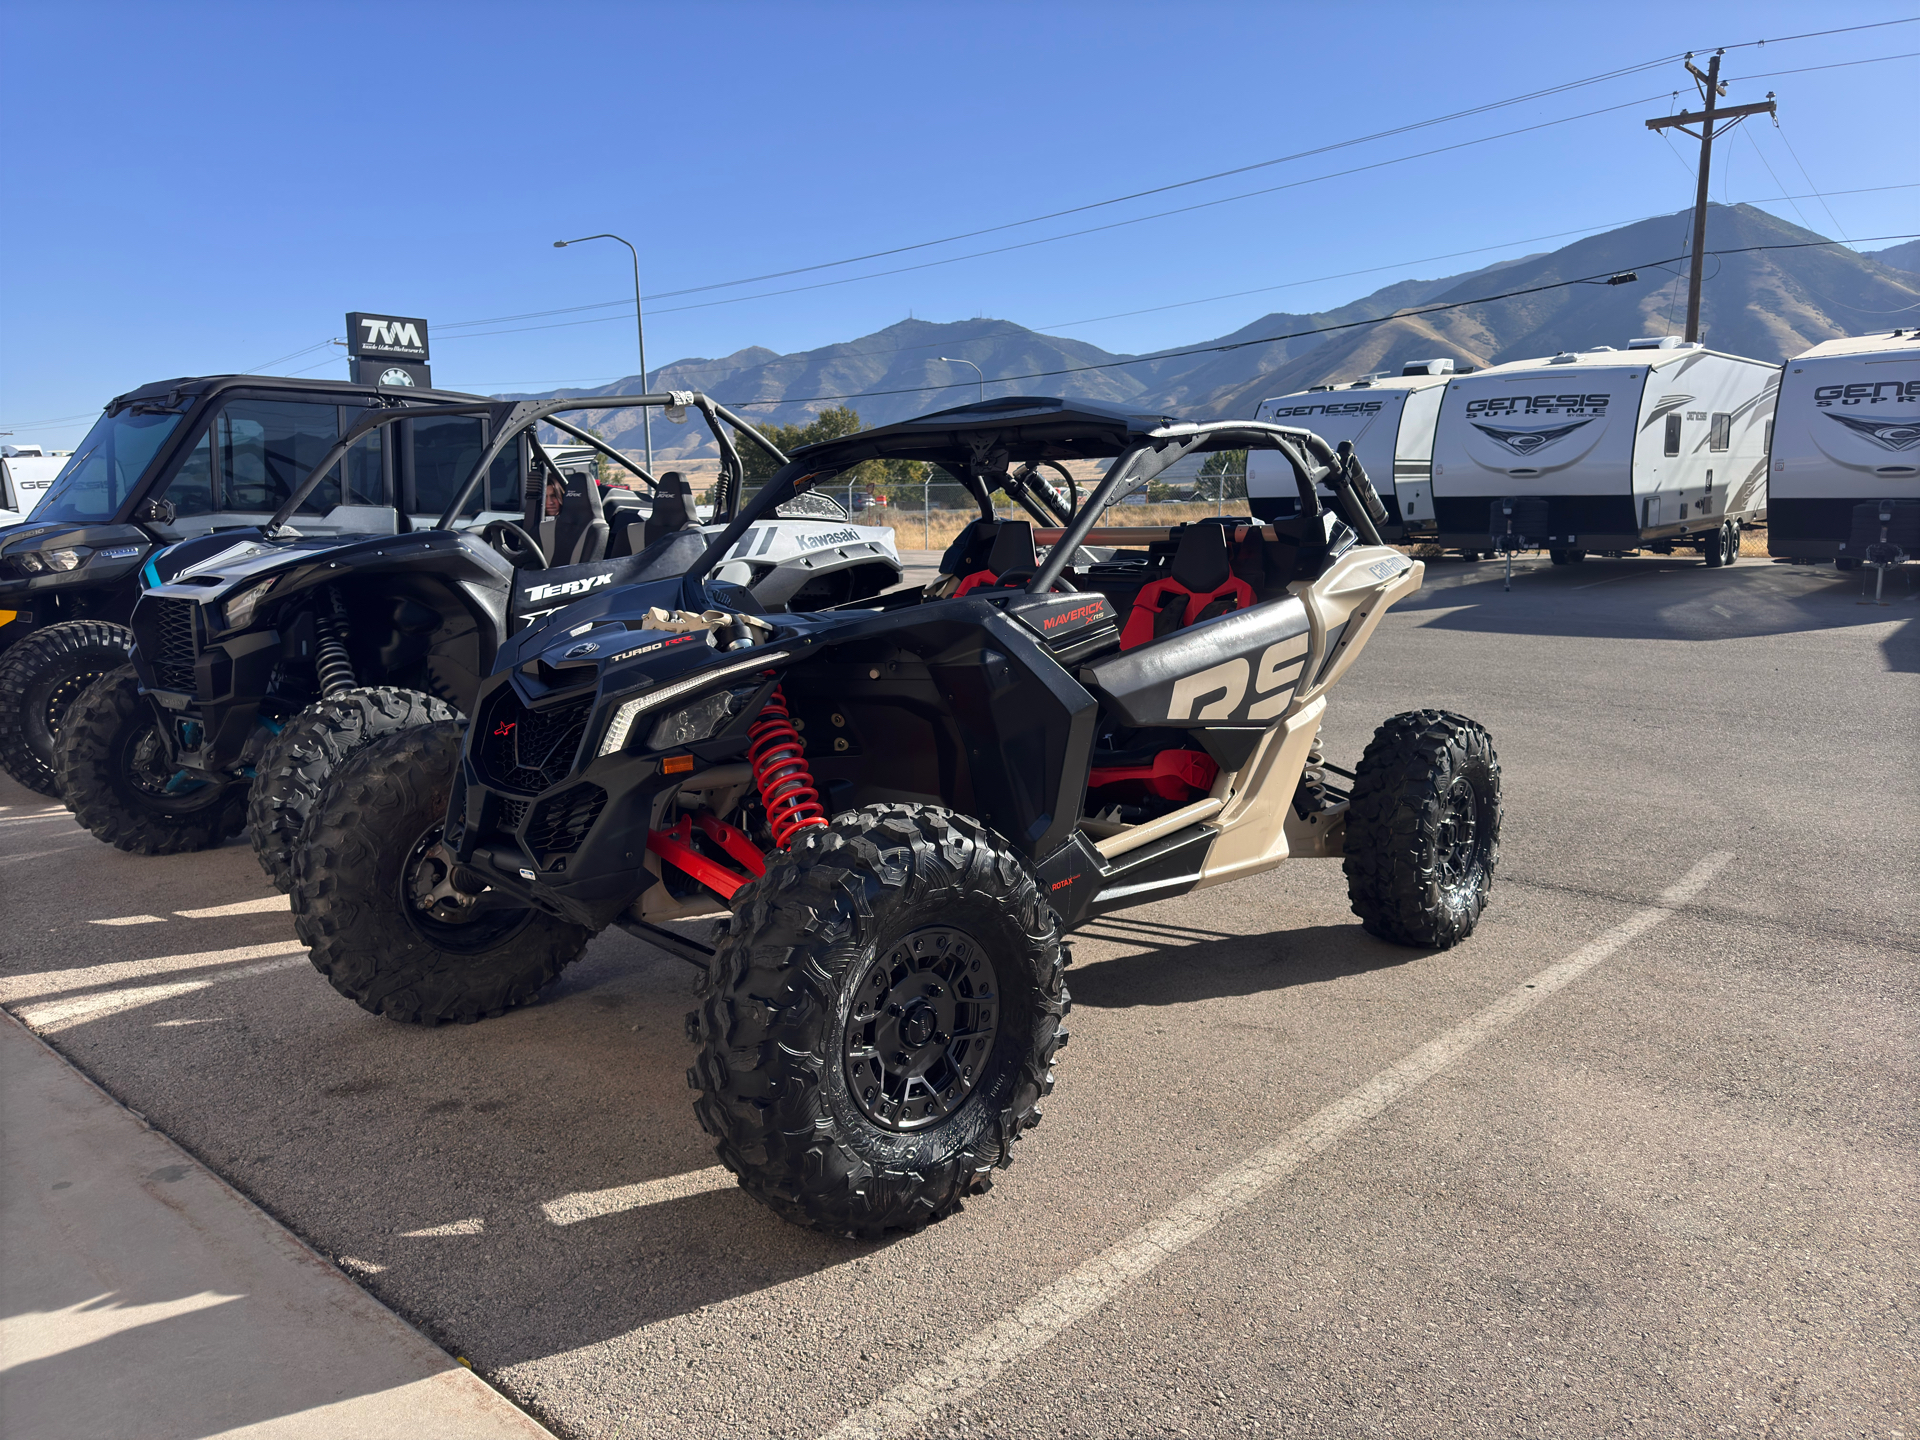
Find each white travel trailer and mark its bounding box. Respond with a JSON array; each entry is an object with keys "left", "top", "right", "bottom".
[
  {"left": 0, "top": 445, "right": 71, "bottom": 525},
  {"left": 1428, "top": 338, "right": 1776, "bottom": 565},
  {"left": 1248, "top": 358, "right": 1460, "bottom": 538},
  {"left": 1767, "top": 330, "right": 1920, "bottom": 565}
]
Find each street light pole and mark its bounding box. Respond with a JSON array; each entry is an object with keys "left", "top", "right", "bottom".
[
  {"left": 554, "top": 233, "right": 653, "bottom": 471},
  {"left": 937, "top": 356, "right": 985, "bottom": 404}
]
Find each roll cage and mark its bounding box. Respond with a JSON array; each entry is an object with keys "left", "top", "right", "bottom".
[
  {"left": 264, "top": 392, "right": 791, "bottom": 539},
  {"left": 689, "top": 396, "right": 1389, "bottom": 592}
]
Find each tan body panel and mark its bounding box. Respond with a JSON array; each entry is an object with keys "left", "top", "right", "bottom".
[{"left": 1188, "top": 547, "right": 1424, "bottom": 889}]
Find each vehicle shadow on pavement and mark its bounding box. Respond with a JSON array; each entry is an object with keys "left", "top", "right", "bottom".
[
  {"left": 1064, "top": 921, "right": 1419, "bottom": 1008},
  {"left": 1404, "top": 561, "right": 1917, "bottom": 643}
]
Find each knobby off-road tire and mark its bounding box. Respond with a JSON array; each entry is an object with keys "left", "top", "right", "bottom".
[
  {"left": 59, "top": 665, "right": 247, "bottom": 853},
  {"left": 690, "top": 804, "right": 1070, "bottom": 1238},
  {"left": 1342, "top": 709, "right": 1501, "bottom": 949},
  {"left": 291, "top": 720, "right": 590, "bottom": 1024},
  {"left": 0, "top": 620, "right": 134, "bottom": 796},
  {"left": 247, "top": 686, "right": 461, "bottom": 892}
]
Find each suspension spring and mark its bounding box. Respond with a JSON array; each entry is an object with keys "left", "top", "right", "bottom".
[
  {"left": 746, "top": 685, "right": 828, "bottom": 849},
  {"left": 312, "top": 606, "right": 356, "bottom": 698}
]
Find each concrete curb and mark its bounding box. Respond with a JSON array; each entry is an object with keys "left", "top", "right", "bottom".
[{"left": 0, "top": 1008, "right": 557, "bottom": 1440}]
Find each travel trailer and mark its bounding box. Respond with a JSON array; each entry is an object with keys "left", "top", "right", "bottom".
[
  {"left": 1248, "top": 359, "right": 1460, "bottom": 539},
  {"left": 1766, "top": 330, "right": 1920, "bottom": 565},
  {"left": 1427, "top": 338, "right": 1775, "bottom": 565},
  {"left": 1, "top": 445, "right": 69, "bottom": 525}
]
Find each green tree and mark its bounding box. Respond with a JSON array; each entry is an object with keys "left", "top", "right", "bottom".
[{"left": 1199, "top": 449, "right": 1248, "bottom": 502}]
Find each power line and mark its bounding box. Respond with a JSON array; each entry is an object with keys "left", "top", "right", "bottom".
[{"left": 429, "top": 20, "right": 1917, "bottom": 335}]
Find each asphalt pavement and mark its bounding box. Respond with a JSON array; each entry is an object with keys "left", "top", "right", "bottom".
[{"left": 1, "top": 551, "right": 1913, "bottom": 1439}]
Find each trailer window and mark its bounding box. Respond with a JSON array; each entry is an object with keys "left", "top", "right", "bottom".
[
  {"left": 1709, "top": 413, "right": 1730, "bottom": 452},
  {"left": 219, "top": 400, "right": 348, "bottom": 514},
  {"left": 1663, "top": 414, "right": 1682, "bottom": 457}
]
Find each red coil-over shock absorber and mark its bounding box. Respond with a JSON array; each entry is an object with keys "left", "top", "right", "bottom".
[{"left": 747, "top": 685, "right": 828, "bottom": 849}]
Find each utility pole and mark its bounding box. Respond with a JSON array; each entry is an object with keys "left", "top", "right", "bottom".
[{"left": 1645, "top": 52, "right": 1775, "bottom": 343}]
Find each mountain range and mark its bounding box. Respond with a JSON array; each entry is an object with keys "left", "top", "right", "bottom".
[{"left": 506, "top": 204, "right": 1920, "bottom": 463}]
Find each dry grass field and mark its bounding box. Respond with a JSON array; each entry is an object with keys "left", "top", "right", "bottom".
[{"left": 863, "top": 505, "right": 1774, "bottom": 558}]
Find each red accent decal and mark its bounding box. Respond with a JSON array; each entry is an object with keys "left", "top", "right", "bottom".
[{"left": 492, "top": 721, "right": 515, "bottom": 737}]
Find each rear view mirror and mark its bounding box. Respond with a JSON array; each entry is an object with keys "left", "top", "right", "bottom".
[{"left": 136, "top": 497, "right": 176, "bottom": 524}]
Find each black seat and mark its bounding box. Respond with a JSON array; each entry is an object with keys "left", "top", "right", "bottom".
[
  {"left": 641, "top": 471, "right": 700, "bottom": 550},
  {"left": 601, "top": 487, "right": 647, "bottom": 557},
  {"left": 550, "top": 469, "right": 609, "bottom": 566},
  {"left": 940, "top": 518, "right": 1003, "bottom": 576}
]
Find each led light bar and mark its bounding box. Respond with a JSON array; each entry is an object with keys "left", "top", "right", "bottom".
[{"left": 596, "top": 650, "right": 790, "bottom": 758}]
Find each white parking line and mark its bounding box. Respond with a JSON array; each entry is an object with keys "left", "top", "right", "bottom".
[
  {"left": 174, "top": 897, "right": 290, "bottom": 919},
  {"left": 822, "top": 851, "right": 1735, "bottom": 1440},
  {"left": 0, "top": 811, "right": 72, "bottom": 828},
  {"left": 541, "top": 1166, "right": 736, "bottom": 1226},
  {"left": 1, "top": 942, "right": 310, "bottom": 1005},
  {"left": 91, "top": 915, "right": 168, "bottom": 927},
  {"left": 14, "top": 956, "right": 309, "bottom": 1032}
]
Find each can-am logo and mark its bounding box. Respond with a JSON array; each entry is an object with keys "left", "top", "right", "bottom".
[
  {"left": 1469, "top": 418, "right": 1596, "bottom": 457},
  {"left": 1268, "top": 400, "right": 1384, "bottom": 418},
  {"left": 1824, "top": 412, "right": 1920, "bottom": 451},
  {"left": 525, "top": 573, "right": 613, "bottom": 603},
  {"left": 1465, "top": 393, "right": 1609, "bottom": 417}
]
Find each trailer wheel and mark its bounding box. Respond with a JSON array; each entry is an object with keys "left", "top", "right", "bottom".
[
  {"left": 1343, "top": 710, "right": 1501, "bottom": 949},
  {"left": 1704, "top": 521, "right": 1735, "bottom": 567},
  {"left": 58, "top": 665, "right": 247, "bottom": 854},
  {"left": 690, "top": 804, "right": 1069, "bottom": 1237},
  {"left": 0, "top": 620, "right": 135, "bottom": 797},
  {"left": 291, "top": 721, "right": 590, "bottom": 1024},
  {"left": 247, "top": 686, "right": 461, "bottom": 892},
  {"left": 1549, "top": 549, "right": 1587, "bottom": 566}
]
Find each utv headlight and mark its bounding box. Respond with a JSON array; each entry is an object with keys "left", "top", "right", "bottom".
[
  {"left": 40, "top": 547, "right": 89, "bottom": 572},
  {"left": 9, "top": 551, "right": 46, "bottom": 575},
  {"left": 597, "top": 649, "right": 790, "bottom": 758},
  {"left": 222, "top": 576, "right": 280, "bottom": 630}
]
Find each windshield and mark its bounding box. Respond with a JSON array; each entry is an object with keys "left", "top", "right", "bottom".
[{"left": 32, "top": 409, "right": 187, "bottom": 523}]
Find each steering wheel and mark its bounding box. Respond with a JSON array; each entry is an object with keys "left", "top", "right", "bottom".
[{"left": 481, "top": 520, "right": 546, "bottom": 570}]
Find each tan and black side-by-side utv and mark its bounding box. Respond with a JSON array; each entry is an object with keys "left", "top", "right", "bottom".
[{"left": 291, "top": 396, "right": 1503, "bottom": 1237}]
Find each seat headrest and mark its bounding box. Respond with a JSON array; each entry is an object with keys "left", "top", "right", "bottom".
[
  {"left": 939, "top": 518, "right": 1001, "bottom": 576},
  {"left": 985, "top": 520, "right": 1036, "bottom": 575},
  {"left": 643, "top": 471, "right": 698, "bottom": 547},
  {"left": 1169, "top": 522, "right": 1231, "bottom": 593}
]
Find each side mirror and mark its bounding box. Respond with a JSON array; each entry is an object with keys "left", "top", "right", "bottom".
[{"left": 136, "top": 497, "right": 176, "bottom": 525}]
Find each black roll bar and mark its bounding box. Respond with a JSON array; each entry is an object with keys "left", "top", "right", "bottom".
[{"left": 1024, "top": 420, "right": 1376, "bottom": 594}]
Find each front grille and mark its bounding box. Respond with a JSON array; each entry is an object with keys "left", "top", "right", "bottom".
[
  {"left": 147, "top": 599, "right": 199, "bottom": 692},
  {"left": 480, "top": 690, "right": 596, "bottom": 794},
  {"left": 496, "top": 797, "right": 529, "bottom": 829},
  {"left": 526, "top": 784, "right": 607, "bottom": 857}
]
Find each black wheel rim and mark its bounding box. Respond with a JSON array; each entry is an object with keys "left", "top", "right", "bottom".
[
  {"left": 398, "top": 823, "right": 537, "bottom": 952},
  {"left": 843, "top": 925, "right": 1001, "bottom": 1133},
  {"left": 1434, "top": 776, "right": 1490, "bottom": 899},
  {"left": 120, "top": 718, "right": 230, "bottom": 815},
  {"left": 34, "top": 668, "right": 109, "bottom": 753}
]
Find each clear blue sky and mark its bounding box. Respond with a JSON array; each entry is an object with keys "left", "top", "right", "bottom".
[{"left": 3, "top": 1, "right": 1915, "bottom": 446}]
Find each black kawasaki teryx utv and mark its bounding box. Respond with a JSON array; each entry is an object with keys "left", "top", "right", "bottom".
[
  {"left": 291, "top": 396, "right": 1502, "bottom": 1237},
  {"left": 57, "top": 392, "right": 897, "bottom": 888},
  {"left": 0, "top": 373, "right": 499, "bottom": 795}
]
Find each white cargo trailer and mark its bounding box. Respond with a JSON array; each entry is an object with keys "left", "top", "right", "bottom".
[
  {"left": 1248, "top": 358, "right": 1459, "bottom": 538},
  {"left": 1428, "top": 337, "right": 1776, "bottom": 565},
  {"left": 1766, "top": 330, "right": 1920, "bottom": 565}
]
